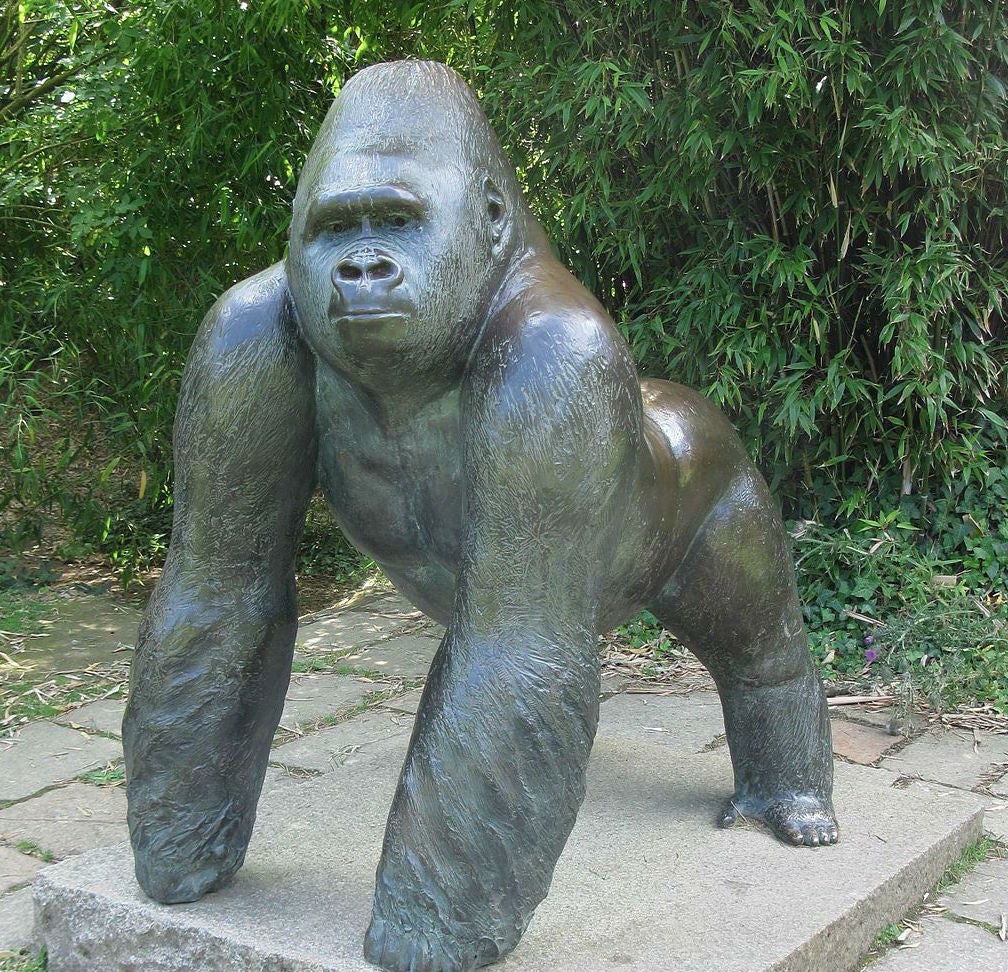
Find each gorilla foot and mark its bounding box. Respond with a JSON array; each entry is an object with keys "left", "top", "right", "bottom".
[
  {"left": 718, "top": 793, "right": 839, "bottom": 847},
  {"left": 364, "top": 914, "right": 509, "bottom": 972}
]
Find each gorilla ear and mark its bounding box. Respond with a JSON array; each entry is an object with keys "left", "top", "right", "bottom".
[{"left": 482, "top": 176, "right": 507, "bottom": 245}]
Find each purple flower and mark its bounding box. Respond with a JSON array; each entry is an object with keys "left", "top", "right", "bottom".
[
  {"left": 864, "top": 648, "right": 878, "bottom": 663},
  {"left": 864, "top": 636, "right": 874, "bottom": 645}
]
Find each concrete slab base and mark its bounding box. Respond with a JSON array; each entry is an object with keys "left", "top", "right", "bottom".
[{"left": 33, "top": 696, "right": 985, "bottom": 972}]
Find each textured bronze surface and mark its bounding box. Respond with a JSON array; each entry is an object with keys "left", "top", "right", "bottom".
[{"left": 123, "top": 60, "right": 836, "bottom": 972}]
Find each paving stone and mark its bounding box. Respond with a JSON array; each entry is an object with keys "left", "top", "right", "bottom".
[
  {"left": 880, "top": 728, "right": 1008, "bottom": 791},
  {"left": 831, "top": 704, "right": 923, "bottom": 735},
  {"left": 982, "top": 798, "right": 1008, "bottom": 842},
  {"left": 55, "top": 699, "right": 126, "bottom": 737},
  {"left": 34, "top": 692, "right": 985, "bottom": 972},
  {"left": 0, "top": 723, "right": 122, "bottom": 804},
  {"left": 937, "top": 857, "right": 1008, "bottom": 928},
  {"left": 830, "top": 718, "right": 900, "bottom": 765},
  {"left": 869, "top": 916, "right": 1006, "bottom": 971},
  {"left": 831, "top": 703, "right": 897, "bottom": 729},
  {"left": 278, "top": 674, "right": 380, "bottom": 730},
  {"left": 295, "top": 603, "right": 423, "bottom": 654},
  {"left": 990, "top": 768, "right": 1008, "bottom": 798},
  {"left": 366, "top": 592, "right": 426, "bottom": 622},
  {"left": 0, "top": 848, "right": 42, "bottom": 894},
  {"left": 12, "top": 595, "right": 142, "bottom": 680},
  {"left": 598, "top": 671, "right": 634, "bottom": 695},
  {"left": 374, "top": 688, "right": 423, "bottom": 716},
  {"left": 0, "top": 887, "right": 34, "bottom": 953},
  {"left": 599, "top": 691, "right": 726, "bottom": 754},
  {"left": 0, "top": 783, "right": 127, "bottom": 860},
  {"left": 269, "top": 709, "right": 415, "bottom": 773},
  {"left": 334, "top": 632, "right": 441, "bottom": 678}
]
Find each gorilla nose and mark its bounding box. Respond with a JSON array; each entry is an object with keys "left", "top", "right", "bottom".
[{"left": 331, "top": 249, "right": 404, "bottom": 299}]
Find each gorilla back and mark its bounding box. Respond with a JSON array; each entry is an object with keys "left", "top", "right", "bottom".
[{"left": 123, "top": 60, "right": 837, "bottom": 972}]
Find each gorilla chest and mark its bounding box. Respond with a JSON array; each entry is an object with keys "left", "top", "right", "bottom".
[{"left": 314, "top": 379, "right": 466, "bottom": 577}]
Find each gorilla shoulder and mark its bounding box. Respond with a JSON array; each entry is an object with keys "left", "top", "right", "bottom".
[
  {"left": 467, "top": 282, "right": 642, "bottom": 487},
  {"left": 477, "top": 269, "right": 640, "bottom": 416},
  {"left": 192, "top": 262, "right": 301, "bottom": 364},
  {"left": 179, "top": 262, "right": 313, "bottom": 411}
]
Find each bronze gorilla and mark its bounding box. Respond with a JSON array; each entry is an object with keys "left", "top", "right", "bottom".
[{"left": 123, "top": 60, "right": 837, "bottom": 972}]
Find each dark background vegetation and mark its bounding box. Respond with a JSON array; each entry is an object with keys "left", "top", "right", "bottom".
[{"left": 2, "top": 1, "right": 1006, "bottom": 706}]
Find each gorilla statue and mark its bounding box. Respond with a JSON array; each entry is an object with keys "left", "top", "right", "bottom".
[{"left": 123, "top": 60, "right": 837, "bottom": 972}]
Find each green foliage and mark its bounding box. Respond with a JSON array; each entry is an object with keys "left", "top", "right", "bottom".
[
  {"left": 872, "top": 600, "right": 1008, "bottom": 711},
  {"left": 296, "top": 498, "right": 374, "bottom": 582},
  {"left": 1, "top": 1, "right": 355, "bottom": 564},
  {"left": 79, "top": 761, "right": 125, "bottom": 786},
  {"left": 937, "top": 834, "right": 1004, "bottom": 890},
  {"left": 794, "top": 457, "right": 1007, "bottom": 702},
  {"left": 0, "top": 586, "right": 50, "bottom": 633},
  {"left": 0, "top": 950, "right": 46, "bottom": 972},
  {"left": 870, "top": 923, "right": 904, "bottom": 950},
  {"left": 2, "top": 2, "right": 1006, "bottom": 707},
  {"left": 15, "top": 839, "right": 55, "bottom": 862},
  {"left": 615, "top": 609, "right": 666, "bottom": 650}
]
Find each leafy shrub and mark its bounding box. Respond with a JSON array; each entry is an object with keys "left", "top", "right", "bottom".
[
  {"left": 1, "top": 1, "right": 351, "bottom": 564},
  {"left": 452, "top": 1, "right": 1007, "bottom": 521},
  {"left": 2, "top": 2, "right": 1005, "bottom": 685}
]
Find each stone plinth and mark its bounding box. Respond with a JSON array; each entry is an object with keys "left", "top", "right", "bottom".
[{"left": 33, "top": 694, "right": 985, "bottom": 972}]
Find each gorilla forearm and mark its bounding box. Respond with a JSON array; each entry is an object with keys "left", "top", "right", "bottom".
[
  {"left": 123, "top": 574, "right": 297, "bottom": 903},
  {"left": 366, "top": 623, "right": 600, "bottom": 970}
]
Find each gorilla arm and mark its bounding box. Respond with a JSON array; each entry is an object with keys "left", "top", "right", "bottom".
[
  {"left": 365, "top": 310, "right": 641, "bottom": 972},
  {"left": 122, "top": 262, "right": 317, "bottom": 904}
]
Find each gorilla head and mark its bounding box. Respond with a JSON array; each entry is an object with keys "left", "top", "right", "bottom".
[{"left": 287, "top": 61, "right": 535, "bottom": 387}]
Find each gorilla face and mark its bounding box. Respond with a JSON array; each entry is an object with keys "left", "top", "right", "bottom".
[{"left": 287, "top": 89, "right": 508, "bottom": 391}]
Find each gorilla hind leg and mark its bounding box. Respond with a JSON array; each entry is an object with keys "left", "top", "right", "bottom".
[{"left": 650, "top": 466, "right": 837, "bottom": 847}]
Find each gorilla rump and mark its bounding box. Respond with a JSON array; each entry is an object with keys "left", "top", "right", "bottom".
[{"left": 123, "top": 60, "right": 837, "bottom": 972}]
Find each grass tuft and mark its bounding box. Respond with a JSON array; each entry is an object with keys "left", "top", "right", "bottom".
[
  {"left": 0, "top": 950, "right": 46, "bottom": 972},
  {"left": 14, "top": 840, "right": 54, "bottom": 863},
  {"left": 79, "top": 762, "right": 125, "bottom": 787}
]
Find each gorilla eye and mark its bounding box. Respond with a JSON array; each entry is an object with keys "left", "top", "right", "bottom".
[{"left": 389, "top": 213, "right": 410, "bottom": 229}]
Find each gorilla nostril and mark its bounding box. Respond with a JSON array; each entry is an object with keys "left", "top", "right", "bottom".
[
  {"left": 371, "top": 258, "right": 396, "bottom": 280},
  {"left": 369, "top": 257, "right": 404, "bottom": 287},
  {"left": 337, "top": 262, "right": 363, "bottom": 282}
]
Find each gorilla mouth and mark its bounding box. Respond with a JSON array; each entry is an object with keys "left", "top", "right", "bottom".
[
  {"left": 337, "top": 308, "right": 407, "bottom": 317},
  {"left": 332, "top": 310, "right": 409, "bottom": 325}
]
